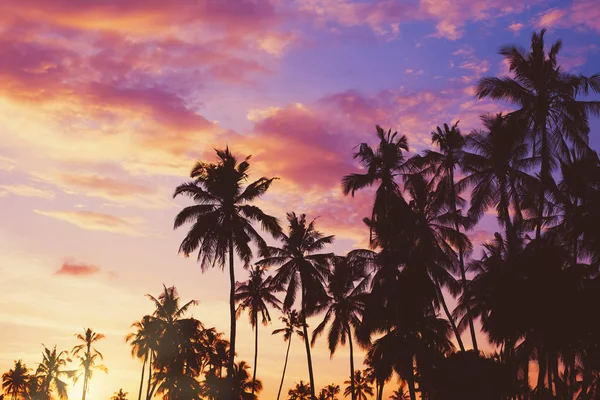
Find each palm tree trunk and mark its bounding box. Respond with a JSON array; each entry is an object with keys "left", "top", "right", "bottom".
[
  {"left": 523, "top": 358, "right": 529, "bottom": 400},
  {"left": 536, "top": 126, "right": 549, "bottom": 239},
  {"left": 434, "top": 279, "right": 465, "bottom": 351},
  {"left": 537, "top": 350, "right": 547, "bottom": 393},
  {"left": 276, "top": 336, "right": 292, "bottom": 400},
  {"left": 406, "top": 358, "right": 417, "bottom": 400},
  {"left": 252, "top": 320, "right": 259, "bottom": 399},
  {"left": 138, "top": 354, "right": 147, "bottom": 400},
  {"left": 228, "top": 234, "right": 237, "bottom": 400},
  {"left": 457, "top": 247, "right": 478, "bottom": 352},
  {"left": 347, "top": 325, "right": 356, "bottom": 400},
  {"left": 378, "top": 381, "right": 384, "bottom": 400},
  {"left": 302, "top": 315, "right": 317, "bottom": 400},
  {"left": 145, "top": 352, "right": 153, "bottom": 400}
]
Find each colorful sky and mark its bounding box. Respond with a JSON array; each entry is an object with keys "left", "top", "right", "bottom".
[{"left": 1, "top": 0, "right": 599, "bottom": 398}]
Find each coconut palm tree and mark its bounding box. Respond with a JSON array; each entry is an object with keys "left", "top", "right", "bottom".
[
  {"left": 342, "top": 125, "right": 412, "bottom": 244},
  {"left": 343, "top": 371, "right": 373, "bottom": 400},
  {"left": 416, "top": 121, "right": 478, "bottom": 351},
  {"left": 311, "top": 256, "right": 365, "bottom": 400},
  {"left": 2, "top": 360, "right": 29, "bottom": 400},
  {"left": 173, "top": 146, "right": 282, "bottom": 394},
  {"left": 126, "top": 316, "right": 158, "bottom": 400},
  {"left": 257, "top": 212, "right": 334, "bottom": 399},
  {"left": 111, "top": 389, "right": 128, "bottom": 400},
  {"left": 321, "top": 384, "right": 340, "bottom": 400},
  {"left": 71, "top": 328, "right": 107, "bottom": 400},
  {"left": 390, "top": 386, "right": 410, "bottom": 400},
  {"left": 235, "top": 265, "right": 282, "bottom": 398},
  {"left": 288, "top": 381, "right": 311, "bottom": 400},
  {"left": 36, "top": 345, "right": 74, "bottom": 400},
  {"left": 273, "top": 310, "right": 304, "bottom": 400},
  {"left": 476, "top": 28, "right": 600, "bottom": 238}
]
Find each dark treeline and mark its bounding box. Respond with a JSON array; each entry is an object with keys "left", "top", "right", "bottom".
[{"left": 3, "top": 29, "right": 600, "bottom": 400}]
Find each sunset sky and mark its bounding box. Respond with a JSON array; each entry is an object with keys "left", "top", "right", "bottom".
[{"left": 1, "top": 0, "right": 599, "bottom": 398}]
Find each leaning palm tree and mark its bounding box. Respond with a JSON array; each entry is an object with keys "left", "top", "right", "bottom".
[
  {"left": 311, "top": 256, "right": 365, "bottom": 400},
  {"left": 72, "top": 328, "right": 107, "bottom": 400},
  {"left": 111, "top": 389, "right": 128, "bottom": 400},
  {"left": 476, "top": 28, "right": 600, "bottom": 238},
  {"left": 273, "top": 310, "right": 305, "bottom": 400},
  {"left": 342, "top": 125, "right": 411, "bottom": 244},
  {"left": 36, "top": 345, "right": 74, "bottom": 400},
  {"left": 258, "top": 212, "right": 335, "bottom": 399},
  {"left": 343, "top": 371, "right": 373, "bottom": 400},
  {"left": 288, "top": 381, "right": 312, "bottom": 400},
  {"left": 2, "top": 360, "right": 29, "bottom": 400},
  {"left": 126, "top": 316, "right": 158, "bottom": 400},
  {"left": 235, "top": 265, "right": 281, "bottom": 399},
  {"left": 173, "top": 146, "right": 282, "bottom": 393}
]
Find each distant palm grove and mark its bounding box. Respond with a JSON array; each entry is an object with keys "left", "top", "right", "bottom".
[{"left": 4, "top": 29, "right": 600, "bottom": 400}]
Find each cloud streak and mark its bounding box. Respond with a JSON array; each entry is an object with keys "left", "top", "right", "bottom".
[{"left": 34, "top": 210, "right": 147, "bottom": 236}]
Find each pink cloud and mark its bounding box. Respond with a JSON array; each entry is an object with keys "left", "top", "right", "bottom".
[
  {"left": 34, "top": 210, "right": 147, "bottom": 236},
  {"left": 536, "top": 8, "right": 566, "bottom": 29},
  {"left": 508, "top": 22, "right": 524, "bottom": 33},
  {"left": 54, "top": 261, "right": 101, "bottom": 277},
  {"left": 568, "top": 0, "right": 600, "bottom": 32}
]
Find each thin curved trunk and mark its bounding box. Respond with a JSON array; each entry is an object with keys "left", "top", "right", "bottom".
[
  {"left": 347, "top": 325, "right": 355, "bottom": 400},
  {"left": 228, "top": 233, "right": 236, "bottom": 400},
  {"left": 537, "top": 350, "right": 547, "bottom": 393},
  {"left": 406, "top": 358, "right": 417, "bottom": 400},
  {"left": 434, "top": 279, "right": 465, "bottom": 351},
  {"left": 145, "top": 352, "right": 153, "bottom": 400},
  {"left": 252, "top": 318, "right": 259, "bottom": 399},
  {"left": 276, "top": 336, "right": 292, "bottom": 400},
  {"left": 536, "top": 125, "right": 549, "bottom": 239},
  {"left": 138, "top": 354, "right": 147, "bottom": 400},
  {"left": 82, "top": 373, "right": 88, "bottom": 400},
  {"left": 301, "top": 288, "right": 317, "bottom": 399}
]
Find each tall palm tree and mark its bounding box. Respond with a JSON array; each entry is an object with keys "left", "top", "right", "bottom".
[
  {"left": 342, "top": 125, "right": 411, "bottom": 243},
  {"left": 288, "top": 381, "right": 311, "bottom": 400},
  {"left": 258, "top": 212, "right": 335, "bottom": 399},
  {"left": 477, "top": 28, "right": 600, "bottom": 238},
  {"left": 111, "top": 389, "right": 128, "bottom": 400},
  {"left": 460, "top": 113, "right": 536, "bottom": 253},
  {"left": 173, "top": 146, "right": 282, "bottom": 395},
  {"left": 235, "top": 265, "right": 282, "bottom": 399},
  {"left": 36, "top": 345, "right": 74, "bottom": 400},
  {"left": 311, "top": 256, "right": 365, "bottom": 400},
  {"left": 72, "top": 328, "right": 107, "bottom": 400},
  {"left": 273, "top": 310, "right": 304, "bottom": 400},
  {"left": 416, "top": 121, "right": 478, "bottom": 351},
  {"left": 343, "top": 371, "right": 373, "bottom": 400},
  {"left": 2, "top": 360, "right": 29, "bottom": 400},
  {"left": 126, "top": 316, "right": 158, "bottom": 400}
]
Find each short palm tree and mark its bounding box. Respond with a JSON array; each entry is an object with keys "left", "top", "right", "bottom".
[
  {"left": 112, "top": 389, "right": 128, "bottom": 400},
  {"left": 390, "top": 386, "right": 410, "bottom": 400},
  {"left": 289, "top": 381, "right": 312, "bottom": 400},
  {"left": 72, "top": 328, "right": 107, "bottom": 400},
  {"left": 477, "top": 28, "right": 600, "bottom": 238},
  {"left": 173, "top": 146, "right": 282, "bottom": 390},
  {"left": 273, "top": 310, "right": 304, "bottom": 400},
  {"left": 126, "top": 316, "right": 158, "bottom": 400},
  {"left": 36, "top": 345, "right": 74, "bottom": 400},
  {"left": 235, "top": 265, "right": 281, "bottom": 399},
  {"left": 322, "top": 384, "right": 340, "bottom": 400},
  {"left": 2, "top": 360, "right": 29, "bottom": 400},
  {"left": 258, "top": 212, "right": 335, "bottom": 399},
  {"left": 343, "top": 371, "right": 373, "bottom": 400},
  {"left": 311, "top": 256, "right": 365, "bottom": 400}
]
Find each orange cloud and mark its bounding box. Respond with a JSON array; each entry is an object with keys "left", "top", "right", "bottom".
[
  {"left": 0, "top": 184, "right": 55, "bottom": 199},
  {"left": 54, "top": 261, "right": 101, "bottom": 277},
  {"left": 34, "top": 210, "right": 147, "bottom": 236}
]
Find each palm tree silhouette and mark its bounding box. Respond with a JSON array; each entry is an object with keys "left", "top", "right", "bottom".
[
  {"left": 173, "top": 146, "right": 282, "bottom": 395},
  {"left": 476, "top": 28, "right": 600, "bottom": 238},
  {"left": 343, "top": 370, "right": 373, "bottom": 400},
  {"left": 71, "top": 328, "right": 107, "bottom": 400},
  {"left": 126, "top": 316, "right": 158, "bottom": 400},
  {"left": 258, "top": 212, "right": 334, "bottom": 399},
  {"left": 235, "top": 265, "right": 282, "bottom": 399},
  {"left": 273, "top": 310, "right": 304, "bottom": 400},
  {"left": 321, "top": 384, "right": 340, "bottom": 400},
  {"left": 342, "top": 125, "right": 411, "bottom": 244},
  {"left": 2, "top": 360, "right": 29, "bottom": 400},
  {"left": 311, "top": 256, "right": 365, "bottom": 400},
  {"left": 288, "top": 381, "right": 311, "bottom": 400},
  {"left": 416, "top": 121, "right": 478, "bottom": 351},
  {"left": 36, "top": 345, "right": 74, "bottom": 400},
  {"left": 389, "top": 386, "right": 410, "bottom": 400},
  {"left": 111, "top": 389, "right": 129, "bottom": 400}
]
